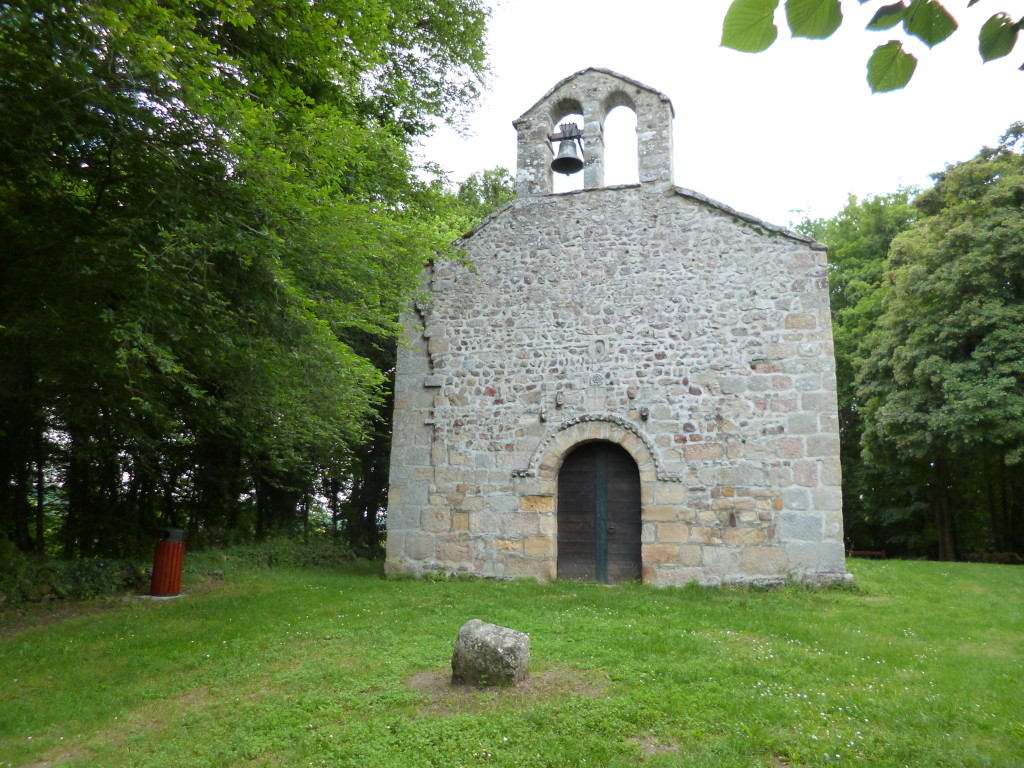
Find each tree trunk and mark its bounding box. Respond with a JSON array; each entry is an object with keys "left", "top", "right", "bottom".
[
  {"left": 1007, "top": 467, "right": 1024, "bottom": 555},
  {"left": 35, "top": 445, "right": 45, "bottom": 556},
  {"left": 933, "top": 458, "right": 958, "bottom": 561},
  {"left": 0, "top": 350, "right": 39, "bottom": 552},
  {"left": 986, "top": 455, "right": 1009, "bottom": 553},
  {"left": 301, "top": 493, "right": 309, "bottom": 545},
  {"left": 254, "top": 477, "right": 268, "bottom": 541},
  {"left": 328, "top": 477, "right": 341, "bottom": 541}
]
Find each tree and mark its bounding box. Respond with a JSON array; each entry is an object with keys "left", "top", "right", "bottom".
[
  {"left": 857, "top": 124, "right": 1024, "bottom": 558},
  {"left": 453, "top": 167, "right": 516, "bottom": 230},
  {"left": 0, "top": 0, "right": 488, "bottom": 556},
  {"left": 722, "top": 0, "right": 1023, "bottom": 91}
]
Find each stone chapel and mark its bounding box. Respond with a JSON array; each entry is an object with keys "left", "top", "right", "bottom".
[{"left": 385, "top": 68, "right": 851, "bottom": 587}]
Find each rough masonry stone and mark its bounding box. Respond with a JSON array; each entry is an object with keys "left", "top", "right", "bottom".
[{"left": 451, "top": 619, "right": 530, "bottom": 686}]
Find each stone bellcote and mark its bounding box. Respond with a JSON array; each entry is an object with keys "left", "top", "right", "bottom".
[{"left": 512, "top": 67, "right": 675, "bottom": 197}]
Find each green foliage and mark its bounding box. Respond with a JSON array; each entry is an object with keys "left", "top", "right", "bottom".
[
  {"left": 215, "top": 537, "right": 357, "bottom": 570},
  {"left": 902, "top": 0, "right": 959, "bottom": 47},
  {"left": 1, "top": 561, "right": 1022, "bottom": 767},
  {"left": 0, "top": 1, "right": 489, "bottom": 557},
  {"left": 721, "top": 0, "right": 1024, "bottom": 92},
  {"left": 721, "top": 0, "right": 781, "bottom": 52},
  {"left": 0, "top": 555, "right": 147, "bottom": 603},
  {"left": 866, "top": 2, "right": 908, "bottom": 31},
  {"left": 452, "top": 166, "right": 517, "bottom": 231},
  {"left": 853, "top": 125, "right": 1024, "bottom": 558},
  {"left": 867, "top": 39, "right": 918, "bottom": 92},
  {"left": 979, "top": 12, "right": 1020, "bottom": 61},
  {"left": 786, "top": 0, "right": 843, "bottom": 39},
  {"left": 860, "top": 126, "right": 1024, "bottom": 461}
]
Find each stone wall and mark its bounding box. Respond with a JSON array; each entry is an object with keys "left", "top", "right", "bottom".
[{"left": 385, "top": 182, "right": 850, "bottom": 586}]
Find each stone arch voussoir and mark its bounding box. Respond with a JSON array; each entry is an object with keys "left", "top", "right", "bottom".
[
  {"left": 516, "top": 413, "right": 680, "bottom": 484},
  {"left": 600, "top": 89, "right": 637, "bottom": 121},
  {"left": 550, "top": 97, "right": 585, "bottom": 130}
]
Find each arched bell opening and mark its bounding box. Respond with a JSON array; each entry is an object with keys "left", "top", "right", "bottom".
[
  {"left": 556, "top": 440, "right": 642, "bottom": 584},
  {"left": 603, "top": 105, "right": 639, "bottom": 186},
  {"left": 551, "top": 112, "right": 585, "bottom": 194}
]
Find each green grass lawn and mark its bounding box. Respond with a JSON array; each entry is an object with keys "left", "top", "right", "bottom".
[{"left": 1, "top": 559, "right": 1021, "bottom": 767}]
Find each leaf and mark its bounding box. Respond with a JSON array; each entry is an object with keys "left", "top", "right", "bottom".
[
  {"left": 902, "top": 0, "right": 958, "bottom": 48},
  {"left": 867, "top": 40, "right": 918, "bottom": 92},
  {"left": 785, "top": 0, "right": 843, "bottom": 38},
  {"left": 867, "top": 2, "right": 907, "bottom": 31},
  {"left": 979, "top": 13, "right": 1019, "bottom": 62},
  {"left": 722, "top": 0, "right": 781, "bottom": 53}
]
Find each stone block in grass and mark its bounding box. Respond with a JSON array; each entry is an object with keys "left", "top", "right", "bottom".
[{"left": 451, "top": 619, "right": 530, "bottom": 686}]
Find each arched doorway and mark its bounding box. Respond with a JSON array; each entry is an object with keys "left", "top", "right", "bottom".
[{"left": 557, "top": 441, "right": 642, "bottom": 584}]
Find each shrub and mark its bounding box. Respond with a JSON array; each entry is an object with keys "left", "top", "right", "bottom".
[
  {"left": 0, "top": 556, "right": 147, "bottom": 604},
  {"left": 215, "top": 538, "right": 356, "bottom": 570}
]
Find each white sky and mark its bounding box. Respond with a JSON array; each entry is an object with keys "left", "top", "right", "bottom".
[{"left": 416, "top": 0, "right": 1024, "bottom": 227}]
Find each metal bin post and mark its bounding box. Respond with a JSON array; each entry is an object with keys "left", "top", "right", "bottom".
[{"left": 150, "top": 527, "right": 186, "bottom": 597}]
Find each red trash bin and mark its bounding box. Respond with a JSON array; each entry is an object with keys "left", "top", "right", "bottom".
[{"left": 151, "top": 528, "right": 186, "bottom": 596}]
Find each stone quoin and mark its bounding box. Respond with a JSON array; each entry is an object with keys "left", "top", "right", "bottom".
[{"left": 385, "top": 68, "right": 851, "bottom": 587}]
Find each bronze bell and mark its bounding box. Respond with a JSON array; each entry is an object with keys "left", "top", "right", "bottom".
[{"left": 551, "top": 138, "right": 584, "bottom": 175}]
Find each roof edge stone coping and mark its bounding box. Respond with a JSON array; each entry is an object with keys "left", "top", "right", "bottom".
[
  {"left": 455, "top": 185, "right": 825, "bottom": 251},
  {"left": 512, "top": 66, "right": 675, "bottom": 127}
]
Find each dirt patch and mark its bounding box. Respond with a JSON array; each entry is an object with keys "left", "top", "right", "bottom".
[
  {"left": 0, "top": 596, "right": 128, "bottom": 641},
  {"left": 24, "top": 744, "right": 88, "bottom": 768},
  {"left": 628, "top": 734, "right": 681, "bottom": 755},
  {"left": 406, "top": 665, "right": 608, "bottom": 715}
]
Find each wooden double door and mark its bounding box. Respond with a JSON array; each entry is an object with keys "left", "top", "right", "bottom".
[{"left": 556, "top": 442, "right": 642, "bottom": 584}]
